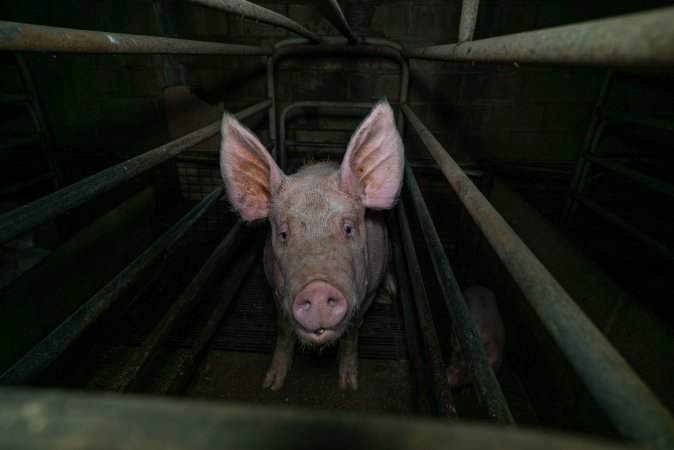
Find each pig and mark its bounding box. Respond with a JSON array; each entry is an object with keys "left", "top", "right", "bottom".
[
  {"left": 219, "top": 101, "right": 404, "bottom": 391},
  {"left": 446, "top": 286, "right": 505, "bottom": 388}
]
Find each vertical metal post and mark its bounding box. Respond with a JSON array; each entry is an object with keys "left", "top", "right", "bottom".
[
  {"left": 458, "top": 0, "right": 480, "bottom": 42},
  {"left": 388, "top": 217, "right": 434, "bottom": 416},
  {"left": 404, "top": 164, "right": 514, "bottom": 425},
  {"left": 395, "top": 200, "right": 457, "bottom": 418}
]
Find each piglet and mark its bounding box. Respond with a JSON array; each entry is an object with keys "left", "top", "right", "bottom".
[
  {"left": 219, "top": 101, "right": 404, "bottom": 391},
  {"left": 446, "top": 286, "right": 505, "bottom": 388}
]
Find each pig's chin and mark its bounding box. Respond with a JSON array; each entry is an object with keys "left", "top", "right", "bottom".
[{"left": 294, "top": 326, "right": 342, "bottom": 347}]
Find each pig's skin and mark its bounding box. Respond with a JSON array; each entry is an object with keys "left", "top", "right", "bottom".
[
  {"left": 219, "top": 101, "right": 404, "bottom": 391},
  {"left": 446, "top": 286, "right": 505, "bottom": 389}
]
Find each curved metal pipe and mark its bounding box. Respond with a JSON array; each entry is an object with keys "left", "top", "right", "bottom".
[{"left": 189, "top": 0, "right": 321, "bottom": 44}]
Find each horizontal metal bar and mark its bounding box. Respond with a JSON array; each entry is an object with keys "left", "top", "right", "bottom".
[
  {"left": 0, "top": 20, "right": 271, "bottom": 55},
  {"left": 404, "top": 7, "right": 674, "bottom": 67},
  {"left": 0, "top": 99, "right": 271, "bottom": 245},
  {"left": 571, "top": 192, "right": 674, "bottom": 261},
  {"left": 584, "top": 155, "right": 674, "bottom": 199},
  {"left": 601, "top": 110, "right": 674, "bottom": 133},
  {"left": 404, "top": 164, "right": 514, "bottom": 425},
  {"left": 458, "top": 0, "right": 480, "bottom": 42},
  {"left": 0, "top": 93, "right": 31, "bottom": 104},
  {"left": 279, "top": 101, "right": 374, "bottom": 169},
  {"left": 401, "top": 103, "right": 674, "bottom": 449},
  {"left": 189, "top": 0, "right": 321, "bottom": 44},
  {"left": 0, "top": 187, "right": 226, "bottom": 385},
  {"left": 119, "top": 223, "right": 246, "bottom": 391},
  {"left": 310, "top": 0, "right": 357, "bottom": 45},
  {"left": 0, "top": 135, "right": 42, "bottom": 151},
  {"left": 166, "top": 237, "right": 262, "bottom": 395},
  {"left": 0, "top": 173, "right": 53, "bottom": 198},
  {"left": 0, "top": 387, "right": 638, "bottom": 450},
  {"left": 395, "top": 200, "right": 457, "bottom": 418}
]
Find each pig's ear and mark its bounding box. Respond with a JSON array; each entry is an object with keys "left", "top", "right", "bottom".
[
  {"left": 220, "top": 113, "right": 285, "bottom": 221},
  {"left": 340, "top": 101, "right": 404, "bottom": 209}
]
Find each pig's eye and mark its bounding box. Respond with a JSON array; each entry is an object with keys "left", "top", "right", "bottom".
[
  {"left": 343, "top": 224, "right": 354, "bottom": 237},
  {"left": 279, "top": 230, "right": 288, "bottom": 241}
]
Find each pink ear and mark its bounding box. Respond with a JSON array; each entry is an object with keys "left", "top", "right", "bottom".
[
  {"left": 220, "top": 113, "right": 285, "bottom": 221},
  {"left": 340, "top": 101, "right": 404, "bottom": 209}
]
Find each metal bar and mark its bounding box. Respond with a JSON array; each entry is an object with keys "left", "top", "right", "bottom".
[
  {"left": 0, "top": 187, "right": 226, "bottom": 385},
  {"left": 270, "top": 37, "right": 408, "bottom": 155},
  {"left": 0, "top": 387, "right": 638, "bottom": 450},
  {"left": 404, "top": 164, "right": 514, "bottom": 425},
  {"left": 190, "top": 0, "right": 321, "bottom": 44},
  {"left": 0, "top": 135, "right": 41, "bottom": 151},
  {"left": 17, "top": 55, "right": 63, "bottom": 188},
  {"left": 0, "top": 20, "right": 271, "bottom": 55},
  {"left": 564, "top": 71, "right": 613, "bottom": 226},
  {"left": 0, "top": 99, "right": 271, "bottom": 245},
  {"left": 570, "top": 193, "right": 674, "bottom": 261},
  {"left": 0, "top": 173, "right": 53, "bottom": 198},
  {"left": 388, "top": 215, "right": 434, "bottom": 416},
  {"left": 601, "top": 110, "right": 674, "bottom": 133},
  {"left": 166, "top": 238, "right": 262, "bottom": 395},
  {"left": 401, "top": 103, "right": 674, "bottom": 449},
  {"left": 266, "top": 56, "right": 278, "bottom": 161},
  {"left": 118, "top": 223, "right": 246, "bottom": 392},
  {"left": 404, "top": 7, "right": 674, "bottom": 67},
  {"left": 395, "top": 200, "right": 457, "bottom": 418},
  {"left": 585, "top": 155, "right": 674, "bottom": 199},
  {"left": 279, "top": 101, "right": 373, "bottom": 169},
  {"left": 458, "top": 0, "right": 480, "bottom": 42},
  {"left": 309, "top": 0, "right": 357, "bottom": 45}
]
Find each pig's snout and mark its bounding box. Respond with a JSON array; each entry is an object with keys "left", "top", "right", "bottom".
[{"left": 293, "top": 281, "right": 347, "bottom": 345}]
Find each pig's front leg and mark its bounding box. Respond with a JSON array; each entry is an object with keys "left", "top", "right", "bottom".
[
  {"left": 338, "top": 329, "right": 359, "bottom": 390},
  {"left": 263, "top": 318, "right": 296, "bottom": 391}
]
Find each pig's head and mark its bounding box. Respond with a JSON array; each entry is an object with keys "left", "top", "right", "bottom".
[{"left": 219, "top": 101, "right": 404, "bottom": 347}]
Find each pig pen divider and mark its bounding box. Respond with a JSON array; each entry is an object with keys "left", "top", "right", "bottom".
[{"left": 400, "top": 103, "right": 674, "bottom": 449}]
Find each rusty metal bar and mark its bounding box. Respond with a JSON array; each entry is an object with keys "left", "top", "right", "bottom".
[
  {"left": 405, "top": 7, "right": 674, "bottom": 67},
  {"left": 401, "top": 103, "right": 674, "bottom": 449},
  {"left": 0, "top": 20, "right": 271, "bottom": 55},
  {"left": 0, "top": 187, "right": 226, "bottom": 385},
  {"left": 404, "top": 164, "right": 514, "bottom": 425},
  {"left": 458, "top": 0, "right": 480, "bottom": 42},
  {"left": 190, "top": 0, "right": 321, "bottom": 44},
  {"left": 0, "top": 386, "right": 638, "bottom": 450},
  {"left": 309, "top": 0, "right": 357, "bottom": 44},
  {"left": 395, "top": 200, "right": 457, "bottom": 418},
  {"left": 166, "top": 238, "right": 262, "bottom": 395},
  {"left": 118, "top": 223, "right": 247, "bottom": 392},
  {"left": 0, "top": 99, "right": 271, "bottom": 245},
  {"left": 388, "top": 216, "right": 433, "bottom": 415}
]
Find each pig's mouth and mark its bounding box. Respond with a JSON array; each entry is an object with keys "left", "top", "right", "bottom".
[{"left": 295, "top": 325, "right": 342, "bottom": 347}]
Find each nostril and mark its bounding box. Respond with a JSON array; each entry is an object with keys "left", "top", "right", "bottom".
[
  {"left": 302, "top": 300, "right": 311, "bottom": 310},
  {"left": 328, "top": 298, "right": 337, "bottom": 308}
]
